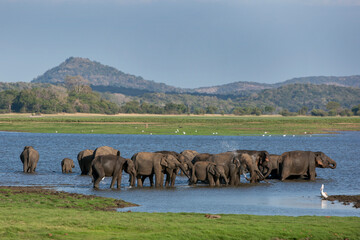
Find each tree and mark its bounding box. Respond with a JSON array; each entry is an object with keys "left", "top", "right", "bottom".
[
  {"left": 64, "top": 75, "right": 91, "bottom": 94},
  {"left": 0, "top": 90, "right": 18, "bottom": 113},
  {"left": 298, "top": 106, "right": 308, "bottom": 115},
  {"left": 326, "top": 101, "right": 340, "bottom": 111},
  {"left": 206, "top": 106, "right": 218, "bottom": 114}
]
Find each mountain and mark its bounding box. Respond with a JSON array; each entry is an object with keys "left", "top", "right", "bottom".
[
  {"left": 31, "top": 57, "right": 182, "bottom": 93},
  {"left": 31, "top": 57, "right": 360, "bottom": 96},
  {"left": 274, "top": 75, "right": 360, "bottom": 88}
]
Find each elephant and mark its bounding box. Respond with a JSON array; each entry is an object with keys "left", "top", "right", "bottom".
[
  {"left": 61, "top": 158, "right": 75, "bottom": 173},
  {"left": 237, "top": 153, "right": 266, "bottom": 184},
  {"left": 208, "top": 152, "right": 241, "bottom": 186},
  {"left": 155, "top": 150, "right": 192, "bottom": 183},
  {"left": 259, "top": 154, "right": 281, "bottom": 179},
  {"left": 91, "top": 155, "right": 136, "bottom": 189},
  {"left": 93, "top": 146, "right": 120, "bottom": 159},
  {"left": 190, "top": 161, "right": 228, "bottom": 187},
  {"left": 20, "top": 146, "right": 39, "bottom": 173},
  {"left": 131, "top": 152, "right": 189, "bottom": 187},
  {"left": 77, "top": 146, "right": 120, "bottom": 176},
  {"left": 235, "top": 150, "right": 270, "bottom": 166},
  {"left": 279, "top": 151, "right": 337, "bottom": 181},
  {"left": 180, "top": 150, "right": 199, "bottom": 164},
  {"left": 77, "top": 149, "right": 94, "bottom": 175},
  {"left": 191, "top": 153, "right": 213, "bottom": 164}
]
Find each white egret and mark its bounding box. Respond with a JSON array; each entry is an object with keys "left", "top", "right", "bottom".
[{"left": 320, "top": 184, "right": 328, "bottom": 199}]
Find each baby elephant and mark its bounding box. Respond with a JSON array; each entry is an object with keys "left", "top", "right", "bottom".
[
  {"left": 91, "top": 155, "right": 136, "bottom": 189},
  {"left": 190, "top": 161, "right": 228, "bottom": 187},
  {"left": 61, "top": 158, "right": 75, "bottom": 173}
]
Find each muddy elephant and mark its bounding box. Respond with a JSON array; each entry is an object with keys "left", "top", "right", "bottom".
[
  {"left": 77, "top": 149, "right": 94, "bottom": 175},
  {"left": 91, "top": 155, "right": 136, "bottom": 189},
  {"left": 208, "top": 152, "right": 241, "bottom": 186},
  {"left": 190, "top": 161, "right": 228, "bottom": 187},
  {"left": 20, "top": 146, "right": 39, "bottom": 173},
  {"left": 61, "top": 158, "right": 75, "bottom": 173},
  {"left": 131, "top": 152, "right": 189, "bottom": 187},
  {"left": 280, "top": 151, "right": 337, "bottom": 181},
  {"left": 155, "top": 150, "right": 192, "bottom": 184},
  {"left": 259, "top": 154, "right": 281, "bottom": 179}
]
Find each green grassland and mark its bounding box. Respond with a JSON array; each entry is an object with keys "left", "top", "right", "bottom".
[
  {"left": 0, "top": 186, "right": 359, "bottom": 240},
  {"left": 0, "top": 114, "right": 359, "bottom": 135}
]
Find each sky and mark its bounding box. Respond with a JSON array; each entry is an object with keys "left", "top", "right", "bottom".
[{"left": 0, "top": 0, "right": 359, "bottom": 88}]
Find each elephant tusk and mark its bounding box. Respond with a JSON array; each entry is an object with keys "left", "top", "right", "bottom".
[{"left": 242, "top": 172, "right": 251, "bottom": 181}]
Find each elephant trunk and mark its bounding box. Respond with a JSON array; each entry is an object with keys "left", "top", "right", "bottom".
[
  {"left": 179, "top": 164, "right": 190, "bottom": 179},
  {"left": 329, "top": 160, "right": 337, "bottom": 169}
]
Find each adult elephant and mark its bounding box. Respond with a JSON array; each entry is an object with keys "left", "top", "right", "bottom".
[
  {"left": 77, "top": 149, "right": 94, "bottom": 175},
  {"left": 131, "top": 152, "right": 189, "bottom": 187},
  {"left": 208, "top": 152, "right": 241, "bottom": 186},
  {"left": 280, "top": 151, "right": 337, "bottom": 181},
  {"left": 155, "top": 150, "right": 192, "bottom": 184},
  {"left": 20, "top": 146, "right": 39, "bottom": 173},
  {"left": 61, "top": 158, "right": 75, "bottom": 173},
  {"left": 91, "top": 155, "right": 136, "bottom": 189},
  {"left": 190, "top": 161, "right": 228, "bottom": 187}
]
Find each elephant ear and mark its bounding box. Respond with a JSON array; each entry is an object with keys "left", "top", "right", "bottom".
[
  {"left": 208, "top": 164, "right": 216, "bottom": 175},
  {"left": 232, "top": 158, "right": 240, "bottom": 168},
  {"left": 315, "top": 156, "right": 324, "bottom": 167},
  {"left": 160, "top": 156, "right": 169, "bottom": 168}
]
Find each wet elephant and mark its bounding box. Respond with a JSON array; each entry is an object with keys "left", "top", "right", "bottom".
[
  {"left": 155, "top": 150, "right": 191, "bottom": 185},
  {"left": 280, "top": 151, "right": 336, "bottom": 181},
  {"left": 131, "top": 152, "right": 189, "bottom": 187},
  {"left": 20, "top": 146, "right": 39, "bottom": 173},
  {"left": 260, "top": 154, "right": 281, "bottom": 179},
  {"left": 91, "top": 155, "right": 135, "bottom": 189},
  {"left": 61, "top": 158, "right": 75, "bottom": 173},
  {"left": 237, "top": 153, "right": 266, "bottom": 184},
  {"left": 190, "top": 161, "right": 228, "bottom": 187},
  {"left": 208, "top": 152, "right": 240, "bottom": 186}
]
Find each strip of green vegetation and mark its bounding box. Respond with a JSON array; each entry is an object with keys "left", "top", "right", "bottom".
[
  {"left": 0, "top": 114, "right": 359, "bottom": 135},
  {"left": 0, "top": 187, "right": 359, "bottom": 240}
]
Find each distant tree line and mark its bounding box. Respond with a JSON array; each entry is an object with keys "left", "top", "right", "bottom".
[{"left": 1, "top": 76, "right": 359, "bottom": 116}]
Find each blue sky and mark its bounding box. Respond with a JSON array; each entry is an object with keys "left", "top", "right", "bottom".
[{"left": 0, "top": 0, "right": 359, "bottom": 88}]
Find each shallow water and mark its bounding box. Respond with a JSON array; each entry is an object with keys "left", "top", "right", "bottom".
[{"left": 0, "top": 131, "right": 359, "bottom": 216}]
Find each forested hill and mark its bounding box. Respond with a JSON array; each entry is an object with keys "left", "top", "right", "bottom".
[
  {"left": 274, "top": 75, "right": 360, "bottom": 88},
  {"left": 31, "top": 57, "right": 181, "bottom": 93},
  {"left": 31, "top": 57, "right": 360, "bottom": 96}
]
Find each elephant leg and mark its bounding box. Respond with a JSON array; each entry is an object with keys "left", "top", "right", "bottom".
[
  {"left": 208, "top": 174, "right": 215, "bottom": 187},
  {"left": 93, "top": 172, "right": 104, "bottom": 189},
  {"left": 117, "top": 172, "right": 123, "bottom": 189},
  {"left": 137, "top": 175, "right": 143, "bottom": 187},
  {"left": 170, "top": 169, "right": 177, "bottom": 187},
  {"left": 110, "top": 175, "right": 117, "bottom": 189},
  {"left": 165, "top": 172, "right": 171, "bottom": 187}
]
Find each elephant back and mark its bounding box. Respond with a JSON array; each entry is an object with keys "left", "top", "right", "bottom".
[{"left": 93, "top": 146, "right": 120, "bottom": 159}]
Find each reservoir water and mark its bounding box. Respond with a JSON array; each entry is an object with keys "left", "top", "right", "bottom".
[{"left": 0, "top": 131, "right": 359, "bottom": 216}]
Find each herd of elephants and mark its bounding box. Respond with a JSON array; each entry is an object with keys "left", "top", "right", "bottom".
[{"left": 19, "top": 145, "right": 337, "bottom": 189}]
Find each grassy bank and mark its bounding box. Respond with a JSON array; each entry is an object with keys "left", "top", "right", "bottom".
[
  {"left": 0, "top": 113, "right": 359, "bottom": 135},
  {"left": 0, "top": 187, "right": 359, "bottom": 240}
]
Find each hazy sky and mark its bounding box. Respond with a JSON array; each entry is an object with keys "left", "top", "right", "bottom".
[{"left": 0, "top": 0, "right": 359, "bottom": 88}]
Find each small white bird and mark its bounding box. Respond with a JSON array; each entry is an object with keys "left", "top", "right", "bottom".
[{"left": 320, "top": 184, "right": 328, "bottom": 199}]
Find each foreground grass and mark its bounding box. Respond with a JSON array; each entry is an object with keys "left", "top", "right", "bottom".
[
  {"left": 0, "top": 187, "right": 359, "bottom": 240},
  {"left": 0, "top": 113, "right": 359, "bottom": 135}
]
